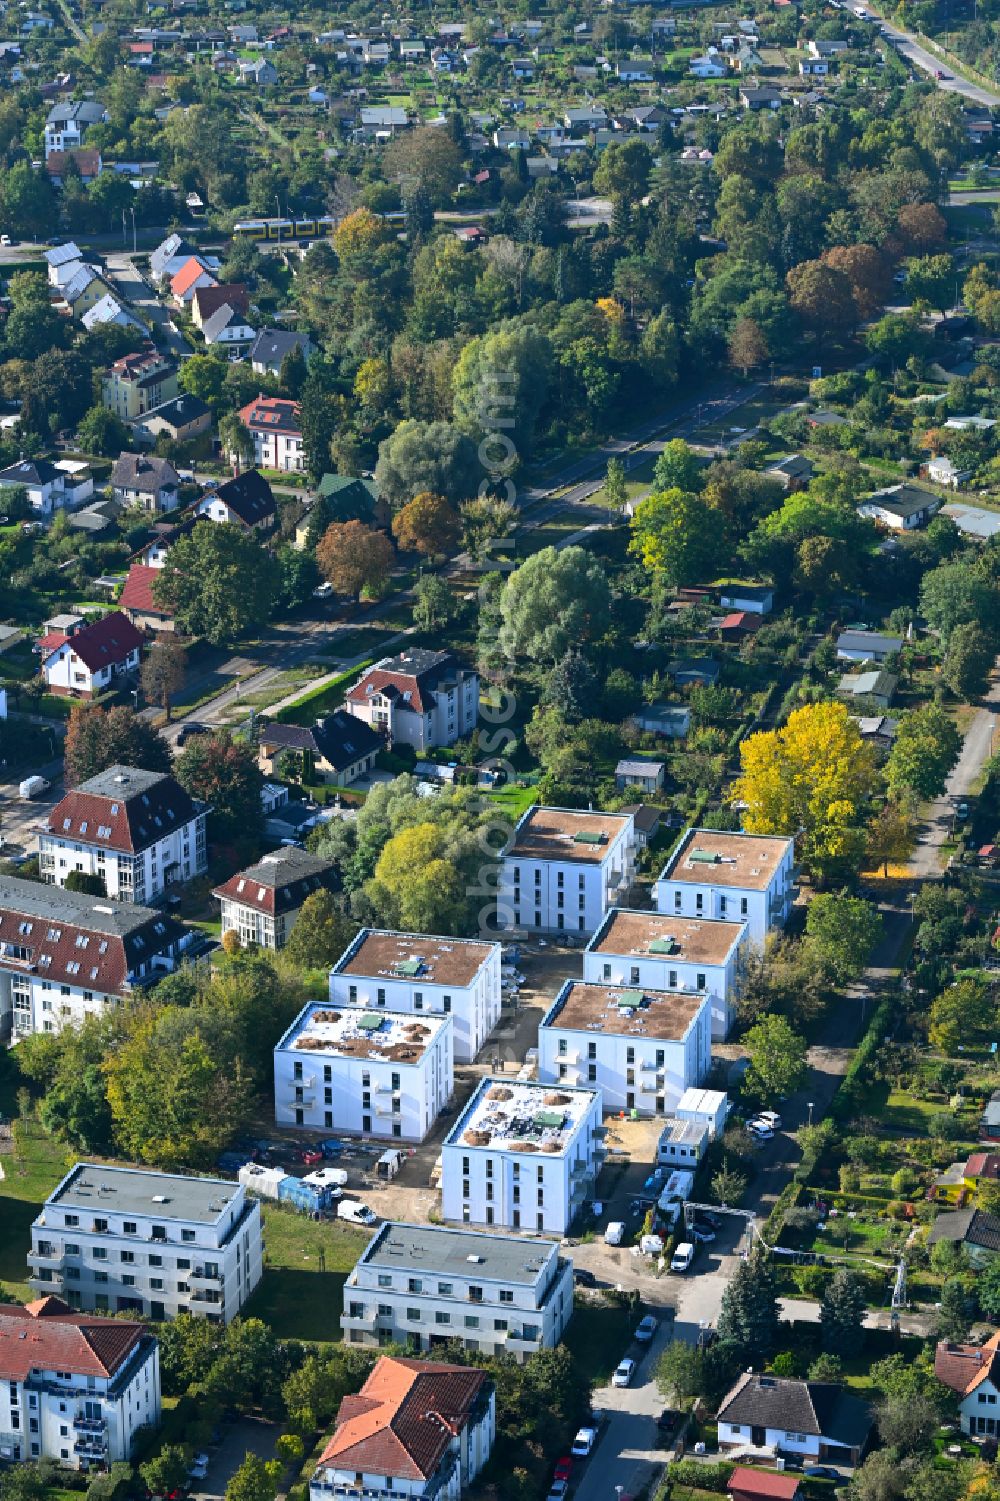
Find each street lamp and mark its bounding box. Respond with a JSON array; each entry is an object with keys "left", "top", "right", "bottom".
[{"left": 807, "top": 1102, "right": 814, "bottom": 1127}]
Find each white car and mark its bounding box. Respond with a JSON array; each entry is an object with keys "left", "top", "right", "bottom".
[
  {"left": 546, "top": 1483, "right": 569, "bottom": 1501},
  {"left": 612, "top": 1358, "right": 636, "bottom": 1388},
  {"left": 571, "top": 1427, "right": 597, "bottom": 1458},
  {"left": 757, "top": 1110, "right": 782, "bottom": 1130},
  {"left": 747, "top": 1119, "right": 774, "bottom": 1140}
]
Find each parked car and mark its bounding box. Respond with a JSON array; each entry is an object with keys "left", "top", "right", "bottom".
[
  {"left": 657, "top": 1409, "right": 680, "bottom": 1440},
  {"left": 574, "top": 1268, "right": 598, "bottom": 1288},
  {"left": 177, "top": 722, "right": 211, "bottom": 747},
  {"left": 299, "top": 1148, "right": 323, "bottom": 1165},
  {"left": 571, "top": 1428, "right": 597, "bottom": 1458},
  {"left": 690, "top": 1225, "right": 716, "bottom": 1243},
  {"left": 634, "top": 1314, "right": 657, "bottom": 1343},
  {"left": 756, "top": 1110, "right": 782, "bottom": 1130},
  {"left": 545, "top": 1481, "right": 569, "bottom": 1501},
  {"left": 612, "top": 1358, "right": 636, "bottom": 1388},
  {"left": 804, "top": 1467, "right": 844, "bottom": 1482},
  {"left": 553, "top": 1459, "right": 573, "bottom": 1482},
  {"left": 746, "top": 1119, "right": 774, "bottom": 1140}
]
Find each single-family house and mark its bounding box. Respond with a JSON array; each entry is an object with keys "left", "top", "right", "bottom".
[
  {"left": 935, "top": 1331, "right": 1000, "bottom": 1437},
  {"left": 766, "top": 454, "right": 814, "bottom": 491},
  {"left": 111, "top": 454, "right": 180, "bottom": 513},
  {"left": 741, "top": 84, "right": 782, "bottom": 108},
  {"left": 191, "top": 282, "right": 249, "bottom": 330},
  {"left": 202, "top": 302, "right": 256, "bottom": 355},
  {"left": 119, "top": 563, "right": 175, "bottom": 633},
  {"left": 858, "top": 482, "right": 942, "bottom": 529},
  {"left": 926, "top": 456, "right": 972, "bottom": 490},
  {"left": 41, "top": 611, "right": 143, "bottom": 699},
  {"left": 717, "top": 1372, "right": 873, "bottom": 1466},
  {"left": 44, "top": 99, "right": 107, "bottom": 158},
  {"left": 667, "top": 658, "right": 720, "bottom": 688},
  {"left": 927, "top": 1208, "right": 1000, "bottom": 1268},
  {"left": 836, "top": 669, "right": 898, "bottom": 710},
  {"left": 257, "top": 709, "right": 383, "bottom": 785},
  {"left": 170, "top": 256, "right": 217, "bottom": 306},
  {"left": 690, "top": 52, "right": 726, "bottom": 77},
  {"left": 237, "top": 395, "right": 304, "bottom": 472},
  {"left": 132, "top": 393, "right": 212, "bottom": 445},
  {"left": 239, "top": 57, "right": 278, "bottom": 84},
  {"left": 807, "top": 408, "right": 848, "bottom": 429},
  {"left": 0, "top": 459, "right": 65, "bottom": 515},
  {"left": 836, "top": 630, "right": 903, "bottom": 664},
  {"left": 718, "top": 583, "right": 773, "bottom": 615},
  {"left": 81, "top": 293, "right": 145, "bottom": 335},
  {"left": 632, "top": 704, "right": 691, "bottom": 738},
  {"left": 194, "top": 469, "right": 276, "bottom": 531},
  {"left": 214, "top": 847, "right": 338, "bottom": 950},
  {"left": 46, "top": 147, "right": 102, "bottom": 186},
  {"left": 345, "top": 649, "right": 478, "bottom": 752},
  {"left": 615, "top": 757, "right": 666, "bottom": 793},
  {"left": 563, "top": 104, "right": 608, "bottom": 131},
  {"left": 44, "top": 241, "right": 85, "bottom": 288},
  {"left": 250, "top": 329, "right": 314, "bottom": 376}
]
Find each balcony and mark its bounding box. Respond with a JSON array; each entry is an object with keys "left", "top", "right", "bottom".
[
  {"left": 639, "top": 1058, "right": 658, "bottom": 1071},
  {"left": 292, "top": 1074, "right": 316, "bottom": 1089},
  {"left": 375, "top": 1100, "right": 395, "bottom": 1116},
  {"left": 190, "top": 1267, "right": 223, "bottom": 1285},
  {"left": 73, "top": 1416, "right": 107, "bottom": 1435},
  {"left": 27, "top": 1248, "right": 64, "bottom": 1268},
  {"left": 28, "top": 1271, "right": 64, "bottom": 1290},
  {"left": 639, "top": 1078, "right": 658, "bottom": 1093},
  {"left": 507, "top": 1331, "right": 542, "bottom": 1355},
  {"left": 341, "top": 1309, "right": 377, "bottom": 1328}
]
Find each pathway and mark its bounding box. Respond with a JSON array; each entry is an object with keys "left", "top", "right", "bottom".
[
  {"left": 862, "top": 2, "right": 1000, "bottom": 105},
  {"left": 907, "top": 675, "right": 1000, "bottom": 879}
]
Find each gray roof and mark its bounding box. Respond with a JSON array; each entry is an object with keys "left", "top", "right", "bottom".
[
  {"left": 45, "top": 100, "right": 107, "bottom": 126},
  {"left": 202, "top": 302, "right": 251, "bottom": 342},
  {"left": 226, "top": 846, "right": 333, "bottom": 889},
  {"left": 617, "top": 758, "right": 665, "bottom": 776},
  {"left": 77, "top": 765, "right": 170, "bottom": 799},
  {"left": 0, "top": 459, "right": 61, "bottom": 487},
  {"left": 836, "top": 630, "right": 903, "bottom": 656},
  {"left": 927, "top": 1208, "right": 1000, "bottom": 1252},
  {"left": 49, "top": 1162, "right": 242, "bottom": 1223},
  {"left": 360, "top": 1221, "right": 560, "bottom": 1281},
  {"left": 140, "top": 393, "right": 211, "bottom": 429},
  {"left": 0, "top": 873, "right": 166, "bottom": 938},
  {"left": 862, "top": 483, "right": 939, "bottom": 520},
  {"left": 111, "top": 453, "right": 179, "bottom": 493},
  {"left": 718, "top": 1373, "right": 873, "bottom": 1448},
  {"left": 251, "top": 329, "right": 312, "bottom": 369},
  {"left": 837, "top": 669, "right": 897, "bottom": 699}
]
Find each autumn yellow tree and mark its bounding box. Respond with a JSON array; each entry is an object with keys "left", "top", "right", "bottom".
[
  {"left": 332, "top": 208, "right": 389, "bottom": 269},
  {"left": 392, "top": 491, "right": 461, "bottom": 559},
  {"left": 368, "top": 824, "right": 465, "bottom": 933},
  {"left": 732, "top": 701, "right": 878, "bottom": 880}
]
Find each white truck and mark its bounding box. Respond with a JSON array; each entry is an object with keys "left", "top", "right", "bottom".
[
  {"left": 657, "top": 1169, "right": 695, "bottom": 1229},
  {"left": 670, "top": 1243, "right": 695, "bottom": 1273},
  {"left": 338, "top": 1199, "right": 378, "bottom": 1226},
  {"left": 604, "top": 1221, "right": 626, "bottom": 1246},
  {"left": 19, "top": 775, "right": 50, "bottom": 800}
]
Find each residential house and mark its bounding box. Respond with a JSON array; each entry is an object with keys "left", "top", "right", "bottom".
[
  {"left": 119, "top": 564, "right": 175, "bottom": 634},
  {"left": 740, "top": 85, "right": 782, "bottom": 108},
  {"left": 854, "top": 714, "right": 898, "bottom": 749},
  {"left": 718, "top": 611, "right": 761, "bottom": 640},
  {"left": 341, "top": 1223, "right": 573, "bottom": 1359},
  {"left": 690, "top": 51, "right": 726, "bottom": 77},
  {"left": 46, "top": 148, "right": 102, "bottom": 186},
  {"left": 836, "top": 629, "right": 903, "bottom": 664},
  {"left": 29, "top": 1162, "right": 263, "bottom": 1323},
  {"left": 0, "top": 1296, "right": 161, "bottom": 1467},
  {"left": 718, "top": 583, "right": 773, "bottom": 615},
  {"left": 497, "top": 806, "right": 636, "bottom": 936},
  {"left": 966, "top": 1152, "right": 1000, "bottom": 1184},
  {"left": 191, "top": 283, "right": 249, "bottom": 330},
  {"left": 42, "top": 612, "right": 143, "bottom": 700},
  {"left": 53, "top": 461, "right": 92, "bottom": 509},
  {"left": 236, "top": 395, "right": 304, "bottom": 472},
  {"left": 935, "top": 1331, "right": 1000, "bottom": 1437},
  {"left": 654, "top": 828, "right": 797, "bottom": 949},
  {"left": 717, "top": 1372, "right": 873, "bottom": 1466},
  {"left": 345, "top": 649, "right": 479, "bottom": 752},
  {"left": 927, "top": 456, "right": 971, "bottom": 490},
  {"left": 808, "top": 408, "right": 848, "bottom": 429},
  {"left": 766, "top": 454, "right": 814, "bottom": 491},
  {"left": 194, "top": 470, "right": 276, "bottom": 531},
  {"left": 982, "top": 1090, "right": 1000, "bottom": 1142},
  {"left": 21, "top": 12, "right": 55, "bottom": 31},
  {"left": 583, "top": 907, "right": 747, "bottom": 1042},
  {"left": 441, "top": 1077, "right": 603, "bottom": 1234},
  {"left": 133, "top": 393, "right": 212, "bottom": 445},
  {"left": 0, "top": 875, "right": 189, "bottom": 1042},
  {"left": 618, "top": 804, "right": 662, "bottom": 849},
  {"left": 836, "top": 669, "right": 898, "bottom": 710},
  {"left": 329, "top": 929, "right": 501, "bottom": 1064},
  {"left": 615, "top": 757, "right": 666, "bottom": 794},
  {"left": 632, "top": 704, "right": 691, "bottom": 738},
  {"left": 44, "top": 100, "right": 108, "bottom": 159},
  {"left": 239, "top": 57, "right": 277, "bottom": 84},
  {"left": 310, "top": 1357, "right": 494, "bottom": 1501},
  {"left": 799, "top": 57, "right": 830, "bottom": 76},
  {"left": 256, "top": 709, "right": 383, "bottom": 786},
  {"left": 0, "top": 459, "right": 65, "bottom": 515},
  {"left": 667, "top": 658, "right": 720, "bottom": 687},
  {"left": 563, "top": 104, "right": 608, "bottom": 131},
  {"left": 250, "top": 329, "right": 314, "bottom": 376},
  {"left": 538, "top": 979, "right": 711, "bottom": 1116},
  {"left": 214, "top": 847, "right": 337, "bottom": 951},
  {"left": 62, "top": 264, "right": 111, "bottom": 319},
  {"left": 101, "top": 349, "right": 178, "bottom": 421},
  {"left": 927, "top": 1208, "right": 1000, "bottom": 1268},
  {"left": 149, "top": 233, "right": 207, "bottom": 285},
  {"left": 44, "top": 241, "right": 85, "bottom": 288},
  {"left": 617, "top": 60, "right": 654, "bottom": 81},
  {"left": 40, "top": 765, "right": 209, "bottom": 903},
  {"left": 809, "top": 38, "right": 849, "bottom": 57},
  {"left": 355, "top": 106, "right": 409, "bottom": 139},
  {"left": 111, "top": 454, "right": 180, "bottom": 513},
  {"left": 857, "top": 482, "right": 942, "bottom": 529},
  {"left": 273, "top": 1001, "right": 453, "bottom": 1142},
  {"left": 82, "top": 294, "right": 145, "bottom": 335},
  {"left": 202, "top": 302, "right": 256, "bottom": 355},
  {"left": 170, "top": 257, "right": 217, "bottom": 306}
]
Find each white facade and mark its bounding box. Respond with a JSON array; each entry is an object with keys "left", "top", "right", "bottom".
[
  {"left": 43, "top": 640, "right": 140, "bottom": 700},
  {"left": 40, "top": 798, "right": 208, "bottom": 904},
  {"left": 538, "top": 979, "right": 712, "bottom": 1117},
  {"left": 274, "top": 1002, "right": 454, "bottom": 1142},
  {"left": 329, "top": 929, "right": 502, "bottom": 1063},
  {"left": 346, "top": 650, "right": 479, "bottom": 754},
  {"left": 654, "top": 829, "right": 796, "bottom": 948},
  {"left": 29, "top": 1164, "right": 263, "bottom": 1324},
  {"left": 497, "top": 807, "right": 636, "bottom": 936},
  {"left": 248, "top": 423, "right": 303, "bottom": 472},
  {"left": 341, "top": 1222, "right": 574, "bottom": 1359},
  {"left": 0, "top": 1307, "right": 161, "bottom": 1469},
  {"left": 441, "top": 1077, "right": 603, "bottom": 1235},
  {"left": 584, "top": 908, "right": 747, "bottom": 1041}
]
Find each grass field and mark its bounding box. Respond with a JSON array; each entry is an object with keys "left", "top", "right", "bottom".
[
  {"left": 562, "top": 1297, "right": 639, "bottom": 1387},
  {"left": 0, "top": 1114, "right": 76, "bottom": 1303},
  {"left": 243, "top": 1206, "right": 370, "bottom": 1342},
  {"left": 486, "top": 785, "right": 538, "bottom": 821}
]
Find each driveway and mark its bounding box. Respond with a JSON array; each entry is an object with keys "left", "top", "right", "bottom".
[
  {"left": 862, "top": 2, "right": 1000, "bottom": 104},
  {"left": 104, "top": 254, "right": 190, "bottom": 361},
  {"left": 908, "top": 675, "right": 1000, "bottom": 880},
  {"left": 189, "top": 1416, "right": 279, "bottom": 1501},
  {"left": 572, "top": 1320, "right": 675, "bottom": 1501}
]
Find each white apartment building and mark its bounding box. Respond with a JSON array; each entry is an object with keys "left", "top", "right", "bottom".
[
  {"left": 40, "top": 766, "right": 209, "bottom": 904},
  {"left": 345, "top": 649, "right": 479, "bottom": 753},
  {"left": 441, "top": 1077, "right": 604, "bottom": 1235},
  {"left": 0, "top": 1295, "right": 161, "bottom": 1469},
  {"left": 538, "top": 979, "right": 712, "bottom": 1117},
  {"left": 654, "top": 829, "right": 797, "bottom": 948},
  {"left": 329, "top": 929, "right": 502, "bottom": 1063},
  {"left": 584, "top": 907, "right": 748, "bottom": 1040},
  {"left": 497, "top": 807, "right": 636, "bottom": 936},
  {"left": 274, "top": 1002, "right": 454, "bottom": 1142},
  {"left": 0, "top": 877, "right": 191, "bottom": 1044},
  {"left": 341, "top": 1221, "right": 574, "bottom": 1359},
  {"left": 29, "top": 1164, "right": 264, "bottom": 1324}
]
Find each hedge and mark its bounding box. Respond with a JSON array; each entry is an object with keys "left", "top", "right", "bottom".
[
  {"left": 274, "top": 660, "right": 374, "bottom": 725},
  {"left": 669, "top": 1462, "right": 732, "bottom": 1493},
  {"left": 829, "top": 997, "right": 895, "bottom": 1123}
]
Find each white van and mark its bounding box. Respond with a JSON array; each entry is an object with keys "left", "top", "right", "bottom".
[
  {"left": 338, "top": 1199, "right": 377, "bottom": 1226},
  {"left": 670, "top": 1242, "right": 695, "bottom": 1273},
  {"left": 604, "top": 1221, "right": 625, "bottom": 1246}
]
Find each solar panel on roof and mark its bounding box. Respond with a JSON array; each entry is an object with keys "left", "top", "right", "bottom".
[
  {"left": 573, "top": 831, "right": 605, "bottom": 845},
  {"left": 649, "top": 937, "right": 678, "bottom": 955}
]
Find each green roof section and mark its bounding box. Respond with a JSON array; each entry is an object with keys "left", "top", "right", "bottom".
[
  {"left": 690, "top": 849, "right": 721, "bottom": 864},
  {"left": 533, "top": 1110, "right": 566, "bottom": 1129},
  {"left": 616, "top": 991, "right": 645, "bottom": 1009},
  {"left": 358, "top": 1013, "right": 383, "bottom": 1031},
  {"left": 649, "top": 937, "right": 679, "bottom": 955},
  {"left": 394, "top": 958, "right": 423, "bottom": 977},
  {"left": 573, "top": 830, "right": 606, "bottom": 846}
]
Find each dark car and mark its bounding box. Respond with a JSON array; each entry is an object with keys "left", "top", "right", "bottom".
[
  {"left": 804, "top": 1467, "right": 844, "bottom": 1483},
  {"left": 216, "top": 1151, "right": 249, "bottom": 1173},
  {"left": 176, "top": 722, "right": 211, "bottom": 747},
  {"left": 574, "top": 1268, "right": 598, "bottom": 1288},
  {"left": 657, "top": 1409, "right": 680, "bottom": 1440}
]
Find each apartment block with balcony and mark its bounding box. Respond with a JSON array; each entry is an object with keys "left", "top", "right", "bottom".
[
  {"left": 0, "top": 1294, "right": 160, "bottom": 1469},
  {"left": 441, "top": 1077, "right": 604, "bottom": 1235},
  {"left": 538, "top": 979, "right": 712, "bottom": 1117},
  {"left": 583, "top": 907, "right": 748, "bottom": 1040},
  {"left": 273, "top": 1002, "right": 454, "bottom": 1143},
  {"left": 29, "top": 1163, "right": 263, "bottom": 1324},
  {"left": 654, "top": 829, "right": 797, "bottom": 948},
  {"left": 341, "top": 1221, "right": 573, "bottom": 1360},
  {"left": 497, "top": 807, "right": 636, "bottom": 936},
  {"left": 329, "top": 929, "right": 502, "bottom": 1063}
]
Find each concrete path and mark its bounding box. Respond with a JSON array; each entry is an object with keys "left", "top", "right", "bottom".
[{"left": 189, "top": 1416, "right": 279, "bottom": 1501}]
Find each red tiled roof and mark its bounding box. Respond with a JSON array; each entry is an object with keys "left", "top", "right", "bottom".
[
  {"left": 120, "top": 563, "right": 172, "bottom": 620},
  {"left": 935, "top": 1332, "right": 1000, "bottom": 1395},
  {"left": 47, "top": 771, "right": 200, "bottom": 855},
  {"left": 0, "top": 1298, "right": 146, "bottom": 1381},
  {"left": 44, "top": 611, "right": 143, "bottom": 673},
  {"left": 170, "top": 256, "right": 214, "bottom": 297},
  {"left": 37, "top": 630, "right": 68, "bottom": 654},
  {"left": 0, "top": 887, "right": 183, "bottom": 994},
  {"left": 966, "top": 1152, "right": 1000, "bottom": 1180},
  {"left": 728, "top": 1469, "right": 801, "bottom": 1501},
  {"left": 194, "top": 282, "right": 249, "bottom": 321},
  {"left": 109, "top": 347, "right": 167, "bottom": 378},
  {"left": 46, "top": 148, "right": 101, "bottom": 178},
  {"left": 318, "top": 1356, "right": 489, "bottom": 1481},
  {"left": 347, "top": 666, "right": 433, "bottom": 714},
  {"left": 238, "top": 395, "right": 301, "bottom": 435}
]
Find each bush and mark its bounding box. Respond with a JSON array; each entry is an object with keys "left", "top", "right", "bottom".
[
  {"left": 890, "top": 1168, "right": 917, "bottom": 1196},
  {"left": 830, "top": 997, "right": 894, "bottom": 1122},
  {"left": 669, "top": 1462, "right": 732, "bottom": 1494}
]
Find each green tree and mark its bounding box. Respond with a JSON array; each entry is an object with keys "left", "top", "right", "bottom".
[
  {"left": 77, "top": 405, "right": 130, "bottom": 457},
  {"left": 906, "top": 253, "right": 955, "bottom": 314},
  {"left": 744, "top": 1015, "right": 808, "bottom": 1100},
  {"left": 592, "top": 137, "right": 652, "bottom": 203},
  {"left": 656, "top": 1340, "right": 705, "bottom": 1403},
  {"left": 498, "top": 546, "right": 611, "bottom": 664},
  {"left": 977, "top": 1257, "right": 1000, "bottom": 1320},
  {"left": 224, "top": 1453, "right": 282, "bottom": 1501},
  {"left": 819, "top": 1268, "right": 866, "bottom": 1357},
  {"left": 804, "top": 893, "right": 883, "bottom": 984},
  {"left": 175, "top": 731, "right": 262, "bottom": 847},
  {"left": 629, "top": 488, "right": 719, "bottom": 587},
  {"left": 887, "top": 703, "right": 961, "bottom": 802},
  {"left": 929, "top": 975, "right": 993, "bottom": 1054},
  {"left": 717, "top": 1245, "right": 781, "bottom": 1364},
  {"left": 452, "top": 325, "right": 553, "bottom": 457},
  {"left": 219, "top": 412, "right": 254, "bottom": 468},
  {"left": 141, "top": 638, "right": 186, "bottom": 722},
  {"left": 375, "top": 420, "right": 479, "bottom": 507},
  {"left": 152, "top": 523, "right": 279, "bottom": 645},
  {"left": 653, "top": 439, "right": 702, "bottom": 494},
  {"left": 942, "top": 622, "right": 995, "bottom": 701},
  {"left": 544, "top": 650, "right": 598, "bottom": 725},
  {"left": 711, "top": 1158, "right": 748, "bottom": 1207},
  {"left": 283, "top": 890, "right": 357, "bottom": 972},
  {"left": 920, "top": 561, "right": 1000, "bottom": 643},
  {"left": 459, "top": 496, "right": 516, "bottom": 562},
  {"left": 413, "top": 575, "right": 460, "bottom": 631},
  {"left": 64, "top": 870, "right": 107, "bottom": 897},
  {"left": 64, "top": 704, "right": 172, "bottom": 787},
  {"left": 178, "top": 354, "right": 227, "bottom": 408},
  {"left": 140, "top": 1447, "right": 189, "bottom": 1497},
  {"left": 604, "top": 458, "right": 627, "bottom": 513}
]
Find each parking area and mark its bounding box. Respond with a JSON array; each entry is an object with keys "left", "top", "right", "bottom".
[{"left": 188, "top": 1417, "right": 279, "bottom": 1501}]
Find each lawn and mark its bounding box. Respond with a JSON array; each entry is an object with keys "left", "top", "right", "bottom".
[
  {"left": 275, "top": 660, "right": 375, "bottom": 725},
  {"left": 561, "top": 1297, "right": 638, "bottom": 1387},
  {"left": 0, "top": 1117, "right": 76, "bottom": 1302},
  {"left": 486, "top": 785, "right": 538, "bottom": 821},
  {"left": 243, "top": 1205, "right": 370, "bottom": 1343}
]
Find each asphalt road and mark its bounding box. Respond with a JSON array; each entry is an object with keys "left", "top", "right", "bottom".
[
  {"left": 104, "top": 252, "right": 190, "bottom": 360},
  {"left": 862, "top": 2, "right": 1000, "bottom": 104},
  {"left": 572, "top": 1319, "right": 676, "bottom": 1501},
  {"left": 907, "top": 668, "right": 1000, "bottom": 879}
]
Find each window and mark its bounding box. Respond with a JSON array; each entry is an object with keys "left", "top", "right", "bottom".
[
  {"left": 588, "top": 1042, "right": 597, "bottom": 1059},
  {"left": 438, "top": 1282, "right": 453, "bottom": 1296},
  {"left": 435, "top": 1311, "right": 450, "bottom": 1325},
  {"left": 406, "top": 1308, "right": 421, "bottom": 1322},
  {"left": 697, "top": 973, "right": 706, "bottom": 991},
  {"left": 408, "top": 1278, "right": 422, "bottom": 1293},
  {"left": 741, "top": 897, "right": 748, "bottom": 916},
  {"left": 414, "top": 992, "right": 423, "bottom": 1011},
  {"left": 499, "top": 1289, "right": 513, "bottom": 1303},
  {"left": 378, "top": 1274, "right": 392, "bottom": 1288},
  {"left": 348, "top": 985, "right": 357, "bottom": 1003},
  {"left": 674, "top": 891, "right": 681, "bottom": 911},
  {"left": 696, "top": 893, "right": 703, "bottom": 913},
  {"left": 443, "top": 995, "right": 451, "bottom": 1012},
  {"left": 630, "top": 966, "right": 639, "bottom": 985},
  {"left": 626, "top": 1046, "right": 634, "bottom": 1064}
]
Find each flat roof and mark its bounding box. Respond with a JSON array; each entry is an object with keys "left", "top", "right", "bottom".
[
  {"left": 543, "top": 980, "right": 706, "bottom": 1041},
  {"left": 361, "top": 1221, "right": 560, "bottom": 1281},
  {"left": 334, "top": 929, "right": 497, "bottom": 989},
  {"left": 588, "top": 908, "right": 746, "bottom": 966},
  {"left": 508, "top": 806, "right": 632, "bottom": 864},
  {"left": 677, "top": 1086, "right": 728, "bottom": 1114},
  {"left": 446, "top": 1077, "right": 598, "bottom": 1154},
  {"left": 49, "top": 1163, "right": 240, "bottom": 1222},
  {"left": 278, "top": 1002, "right": 449, "bottom": 1065},
  {"left": 661, "top": 828, "right": 792, "bottom": 891}
]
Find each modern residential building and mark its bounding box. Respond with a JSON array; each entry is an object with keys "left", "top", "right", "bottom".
[
  {"left": 583, "top": 908, "right": 747, "bottom": 1040},
  {"left": 329, "top": 929, "right": 502, "bottom": 1064},
  {"left": 273, "top": 1001, "right": 454, "bottom": 1142},
  {"left": 717, "top": 1372, "right": 873, "bottom": 1467},
  {"left": 101, "top": 349, "right": 178, "bottom": 421},
  {"left": 237, "top": 395, "right": 305, "bottom": 472},
  {"left": 41, "top": 612, "right": 143, "bottom": 700},
  {"left": 441, "top": 1077, "right": 603, "bottom": 1234},
  {"left": 44, "top": 100, "right": 108, "bottom": 158},
  {"left": 111, "top": 454, "right": 180, "bottom": 513},
  {"left": 310, "top": 1356, "right": 494, "bottom": 1501},
  {"left": 40, "top": 766, "right": 209, "bottom": 903},
  {"left": 0, "top": 1295, "right": 161, "bottom": 1468},
  {"left": 213, "top": 848, "right": 337, "bottom": 950},
  {"left": 256, "top": 710, "right": 383, "bottom": 787},
  {"left": 28, "top": 1163, "right": 264, "bottom": 1323},
  {"left": 654, "top": 829, "right": 797, "bottom": 948},
  {"left": 0, "top": 877, "right": 190, "bottom": 1042},
  {"left": 345, "top": 650, "right": 479, "bottom": 753},
  {"left": 341, "top": 1222, "right": 573, "bottom": 1359},
  {"left": 497, "top": 807, "right": 636, "bottom": 936},
  {"left": 537, "top": 979, "right": 712, "bottom": 1116},
  {"left": 193, "top": 470, "right": 276, "bottom": 531}
]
